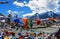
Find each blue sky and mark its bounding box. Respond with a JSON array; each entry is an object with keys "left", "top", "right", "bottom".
[
  {"left": 0, "top": 0, "right": 60, "bottom": 17},
  {"left": 0, "top": 0, "right": 31, "bottom": 17}
]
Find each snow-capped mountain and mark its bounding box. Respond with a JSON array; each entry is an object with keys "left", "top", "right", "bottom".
[{"left": 26, "top": 11, "right": 60, "bottom": 19}]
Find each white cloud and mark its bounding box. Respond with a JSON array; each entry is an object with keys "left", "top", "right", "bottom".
[
  {"left": 7, "top": 10, "right": 21, "bottom": 17},
  {"left": 13, "top": 0, "right": 48, "bottom": 13},
  {"left": 13, "top": 1, "right": 25, "bottom": 7},
  {"left": 13, "top": 0, "right": 58, "bottom": 12},
  {"left": 8, "top": 10, "right": 19, "bottom": 14},
  {"left": 13, "top": 0, "right": 58, "bottom": 17},
  {"left": 23, "top": 11, "right": 36, "bottom": 17},
  {"left": 7, "top": 10, "right": 11, "bottom": 13},
  {"left": 12, "top": 11, "right": 19, "bottom": 14}
]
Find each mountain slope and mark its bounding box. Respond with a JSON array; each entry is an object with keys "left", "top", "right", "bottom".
[{"left": 26, "top": 11, "right": 60, "bottom": 19}]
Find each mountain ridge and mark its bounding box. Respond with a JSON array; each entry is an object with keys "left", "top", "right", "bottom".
[{"left": 25, "top": 11, "right": 60, "bottom": 19}]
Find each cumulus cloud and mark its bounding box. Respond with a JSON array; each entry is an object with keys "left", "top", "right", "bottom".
[
  {"left": 13, "top": 0, "right": 48, "bottom": 12},
  {"left": 13, "top": 0, "right": 58, "bottom": 17},
  {"left": 47, "top": 0, "right": 58, "bottom": 11},
  {"left": 13, "top": 1, "right": 25, "bottom": 7}
]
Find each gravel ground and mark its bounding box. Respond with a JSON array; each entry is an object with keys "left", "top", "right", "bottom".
[
  {"left": 0, "top": 25, "right": 59, "bottom": 33},
  {"left": 0, "top": 25, "right": 59, "bottom": 38}
]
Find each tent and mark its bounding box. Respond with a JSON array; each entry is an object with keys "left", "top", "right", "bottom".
[
  {"left": 54, "top": 18, "right": 60, "bottom": 20},
  {"left": 54, "top": 18, "right": 60, "bottom": 23},
  {"left": 48, "top": 18, "right": 54, "bottom": 21},
  {"left": 6, "top": 18, "right": 11, "bottom": 24},
  {"left": 4, "top": 36, "right": 10, "bottom": 39},
  {"left": 22, "top": 18, "right": 28, "bottom": 30},
  {"left": 28, "top": 19, "right": 34, "bottom": 28},
  {"left": 13, "top": 18, "right": 24, "bottom": 25},
  {"left": 35, "top": 19, "right": 41, "bottom": 25},
  {"left": 43, "top": 20, "right": 48, "bottom": 23},
  {"left": 0, "top": 13, "right": 6, "bottom": 22},
  {"left": 0, "top": 36, "right": 2, "bottom": 39}
]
